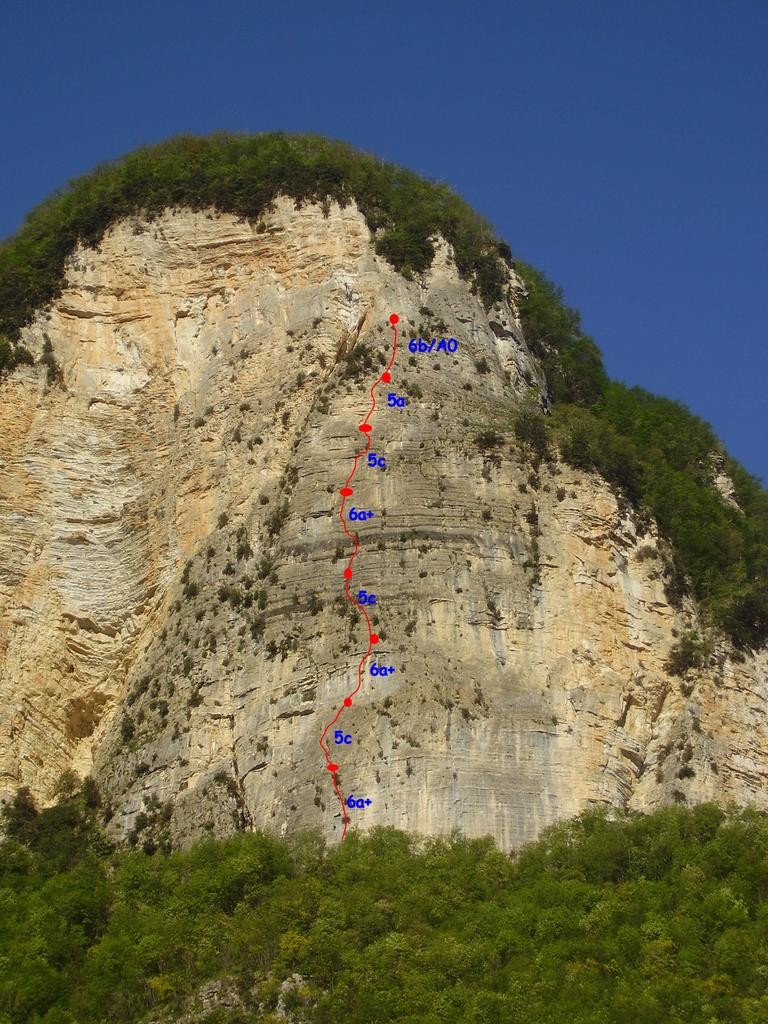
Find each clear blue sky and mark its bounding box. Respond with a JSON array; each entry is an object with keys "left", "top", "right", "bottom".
[{"left": 2, "top": 1, "right": 766, "bottom": 481}]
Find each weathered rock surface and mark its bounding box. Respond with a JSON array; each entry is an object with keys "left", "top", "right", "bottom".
[{"left": 1, "top": 201, "right": 766, "bottom": 850}]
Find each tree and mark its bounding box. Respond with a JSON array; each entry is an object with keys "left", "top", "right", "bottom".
[
  {"left": 1, "top": 785, "right": 38, "bottom": 842},
  {"left": 54, "top": 770, "right": 80, "bottom": 802}
]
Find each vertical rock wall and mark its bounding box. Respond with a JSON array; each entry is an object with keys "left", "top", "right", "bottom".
[{"left": 1, "top": 200, "right": 766, "bottom": 850}]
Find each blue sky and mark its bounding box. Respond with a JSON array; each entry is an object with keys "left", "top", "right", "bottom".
[{"left": 2, "top": 0, "right": 766, "bottom": 480}]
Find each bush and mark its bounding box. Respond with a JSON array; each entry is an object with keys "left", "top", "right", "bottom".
[
  {"left": 665, "top": 631, "right": 711, "bottom": 675},
  {"left": 54, "top": 770, "right": 80, "bottom": 801},
  {"left": 0, "top": 785, "right": 38, "bottom": 842},
  {"left": 266, "top": 500, "right": 289, "bottom": 538},
  {"left": 553, "top": 402, "right": 644, "bottom": 505},
  {"left": 81, "top": 777, "right": 101, "bottom": 809},
  {"left": 0, "top": 332, "right": 34, "bottom": 377},
  {"left": 236, "top": 540, "right": 252, "bottom": 562},
  {"left": 40, "top": 337, "right": 63, "bottom": 386},
  {"left": 474, "top": 430, "right": 503, "bottom": 452},
  {"left": 516, "top": 261, "right": 608, "bottom": 406},
  {"left": 513, "top": 402, "right": 550, "bottom": 462},
  {"left": 341, "top": 342, "right": 374, "bottom": 380}
]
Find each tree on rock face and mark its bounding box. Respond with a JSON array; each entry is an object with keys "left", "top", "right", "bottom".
[
  {"left": 0, "top": 332, "right": 34, "bottom": 377},
  {"left": 54, "top": 769, "right": 81, "bottom": 802},
  {"left": 0, "top": 785, "right": 38, "bottom": 843},
  {"left": 81, "top": 776, "right": 101, "bottom": 809}
]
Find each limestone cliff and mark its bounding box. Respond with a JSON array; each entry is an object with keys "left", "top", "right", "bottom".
[{"left": 1, "top": 200, "right": 766, "bottom": 850}]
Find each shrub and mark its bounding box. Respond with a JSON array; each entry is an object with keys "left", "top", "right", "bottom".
[
  {"left": 0, "top": 332, "right": 34, "bottom": 377},
  {"left": 218, "top": 584, "right": 243, "bottom": 608},
  {"left": 0, "top": 785, "right": 38, "bottom": 842},
  {"left": 665, "top": 631, "right": 710, "bottom": 676},
  {"left": 40, "top": 337, "right": 63, "bottom": 386},
  {"left": 54, "top": 770, "right": 80, "bottom": 801},
  {"left": 341, "top": 342, "right": 374, "bottom": 380},
  {"left": 81, "top": 777, "right": 101, "bottom": 808},
  {"left": 636, "top": 544, "right": 658, "bottom": 562},
  {"left": 266, "top": 500, "right": 289, "bottom": 538},
  {"left": 120, "top": 716, "right": 135, "bottom": 743},
  {"left": 552, "top": 404, "right": 643, "bottom": 504},
  {"left": 516, "top": 261, "right": 608, "bottom": 406},
  {"left": 513, "top": 401, "right": 550, "bottom": 462},
  {"left": 475, "top": 430, "right": 503, "bottom": 452}
]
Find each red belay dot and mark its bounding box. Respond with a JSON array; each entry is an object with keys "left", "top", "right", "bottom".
[
  {"left": 340, "top": 486, "right": 353, "bottom": 496},
  {"left": 370, "top": 633, "right": 380, "bottom": 644},
  {"left": 359, "top": 423, "right": 372, "bottom": 433},
  {"left": 327, "top": 763, "right": 339, "bottom": 772},
  {"left": 382, "top": 371, "right": 391, "bottom": 383},
  {"left": 389, "top": 313, "right": 399, "bottom": 324},
  {"left": 343, "top": 568, "right": 353, "bottom": 579},
  {"left": 343, "top": 697, "right": 353, "bottom": 707}
]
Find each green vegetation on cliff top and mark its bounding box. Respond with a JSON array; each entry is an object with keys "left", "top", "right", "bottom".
[
  {"left": 515, "top": 263, "right": 768, "bottom": 650},
  {"left": 0, "top": 131, "right": 508, "bottom": 354},
  {"left": 0, "top": 132, "right": 766, "bottom": 648},
  {"left": 3, "top": 784, "right": 768, "bottom": 1024}
]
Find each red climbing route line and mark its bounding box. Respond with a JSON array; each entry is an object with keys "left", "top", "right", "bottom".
[{"left": 319, "top": 313, "right": 399, "bottom": 839}]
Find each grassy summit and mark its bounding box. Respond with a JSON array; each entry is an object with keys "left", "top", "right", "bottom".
[
  {"left": 0, "top": 131, "right": 509, "bottom": 358},
  {"left": 0, "top": 132, "right": 766, "bottom": 648}
]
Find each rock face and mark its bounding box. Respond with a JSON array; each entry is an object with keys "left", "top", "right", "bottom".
[{"left": 1, "top": 200, "right": 766, "bottom": 850}]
